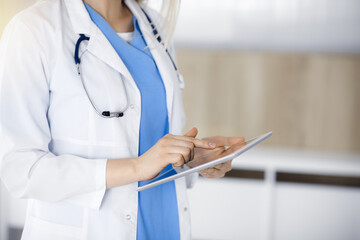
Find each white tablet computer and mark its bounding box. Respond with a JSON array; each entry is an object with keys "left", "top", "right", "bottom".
[{"left": 137, "top": 131, "right": 272, "bottom": 191}]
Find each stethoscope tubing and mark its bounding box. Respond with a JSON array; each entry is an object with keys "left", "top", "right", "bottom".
[
  {"left": 74, "top": 8, "right": 179, "bottom": 119},
  {"left": 76, "top": 62, "right": 129, "bottom": 118}
]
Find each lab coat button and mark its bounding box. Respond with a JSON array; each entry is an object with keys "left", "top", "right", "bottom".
[
  {"left": 126, "top": 214, "right": 131, "bottom": 220},
  {"left": 184, "top": 207, "right": 188, "bottom": 212},
  {"left": 130, "top": 104, "right": 134, "bottom": 109}
]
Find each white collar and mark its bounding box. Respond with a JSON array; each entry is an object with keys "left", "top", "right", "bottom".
[{"left": 63, "top": 0, "right": 93, "bottom": 35}]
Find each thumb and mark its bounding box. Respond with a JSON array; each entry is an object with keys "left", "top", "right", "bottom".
[{"left": 184, "top": 127, "right": 198, "bottom": 138}]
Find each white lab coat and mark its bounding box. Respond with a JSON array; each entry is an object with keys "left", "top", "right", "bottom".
[{"left": 0, "top": 0, "right": 196, "bottom": 239}]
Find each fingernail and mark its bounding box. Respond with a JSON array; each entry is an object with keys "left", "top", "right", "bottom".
[{"left": 209, "top": 142, "right": 216, "bottom": 148}]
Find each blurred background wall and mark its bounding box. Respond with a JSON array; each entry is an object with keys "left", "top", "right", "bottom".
[
  {"left": 0, "top": 0, "right": 359, "bottom": 240},
  {"left": 179, "top": 50, "right": 360, "bottom": 151},
  {"left": 174, "top": 0, "right": 360, "bottom": 152}
]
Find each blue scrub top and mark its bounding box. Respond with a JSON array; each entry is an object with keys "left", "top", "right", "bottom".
[{"left": 84, "top": 4, "right": 180, "bottom": 240}]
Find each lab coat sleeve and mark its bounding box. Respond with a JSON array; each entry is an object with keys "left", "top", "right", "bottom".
[{"left": 0, "top": 17, "right": 107, "bottom": 210}]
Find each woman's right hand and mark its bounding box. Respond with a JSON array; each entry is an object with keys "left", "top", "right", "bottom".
[{"left": 136, "top": 127, "right": 216, "bottom": 181}]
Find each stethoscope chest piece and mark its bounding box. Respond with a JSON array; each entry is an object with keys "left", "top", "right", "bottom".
[{"left": 102, "top": 111, "right": 124, "bottom": 118}]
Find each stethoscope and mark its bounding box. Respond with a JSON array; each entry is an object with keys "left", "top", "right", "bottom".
[{"left": 74, "top": 9, "right": 179, "bottom": 118}]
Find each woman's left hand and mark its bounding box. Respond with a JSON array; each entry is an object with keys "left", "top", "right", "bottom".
[{"left": 196, "top": 136, "right": 245, "bottom": 178}]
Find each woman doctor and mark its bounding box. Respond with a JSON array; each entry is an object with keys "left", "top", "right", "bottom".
[{"left": 0, "top": 0, "right": 244, "bottom": 239}]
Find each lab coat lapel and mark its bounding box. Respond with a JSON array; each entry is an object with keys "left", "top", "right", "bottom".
[
  {"left": 125, "top": 0, "right": 177, "bottom": 130},
  {"left": 86, "top": 26, "right": 134, "bottom": 83},
  {"left": 64, "top": 0, "right": 177, "bottom": 128},
  {"left": 63, "top": 0, "right": 135, "bottom": 86}
]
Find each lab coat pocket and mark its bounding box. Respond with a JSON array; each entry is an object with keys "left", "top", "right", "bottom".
[{"left": 27, "top": 215, "right": 82, "bottom": 240}]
